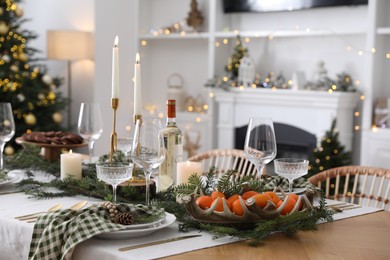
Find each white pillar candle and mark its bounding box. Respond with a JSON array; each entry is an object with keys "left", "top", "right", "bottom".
[
  {"left": 111, "top": 36, "right": 119, "bottom": 99},
  {"left": 60, "top": 150, "right": 82, "bottom": 180},
  {"left": 176, "top": 161, "right": 203, "bottom": 185},
  {"left": 134, "top": 53, "right": 142, "bottom": 115}
]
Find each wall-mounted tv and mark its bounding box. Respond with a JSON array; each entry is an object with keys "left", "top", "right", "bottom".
[{"left": 223, "top": 0, "right": 368, "bottom": 13}]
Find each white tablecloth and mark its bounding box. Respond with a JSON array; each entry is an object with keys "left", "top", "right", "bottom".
[{"left": 0, "top": 191, "right": 383, "bottom": 260}]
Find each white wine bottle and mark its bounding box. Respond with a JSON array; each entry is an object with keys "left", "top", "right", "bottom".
[{"left": 159, "top": 99, "right": 183, "bottom": 191}]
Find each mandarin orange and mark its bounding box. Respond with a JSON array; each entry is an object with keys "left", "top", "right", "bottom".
[
  {"left": 196, "top": 196, "right": 213, "bottom": 210},
  {"left": 252, "top": 193, "right": 272, "bottom": 208},
  {"left": 210, "top": 191, "right": 226, "bottom": 200},
  {"left": 276, "top": 197, "right": 297, "bottom": 215},
  {"left": 231, "top": 198, "right": 246, "bottom": 216},
  {"left": 242, "top": 190, "right": 259, "bottom": 200},
  {"left": 227, "top": 194, "right": 240, "bottom": 205},
  {"left": 264, "top": 191, "right": 281, "bottom": 205},
  {"left": 212, "top": 197, "right": 232, "bottom": 212},
  {"left": 287, "top": 193, "right": 302, "bottom": 209}
]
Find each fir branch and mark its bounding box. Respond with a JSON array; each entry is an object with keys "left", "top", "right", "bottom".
[{"left": 6, "top": 144, "right": 60, "bottom": 175}]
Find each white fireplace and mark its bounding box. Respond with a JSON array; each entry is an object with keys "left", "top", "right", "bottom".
[{"left": 212, "top": 88, "right": 359, "bottom": 152}]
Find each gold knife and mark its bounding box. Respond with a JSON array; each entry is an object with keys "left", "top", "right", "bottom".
[{"left": 119, "top": 235, "right": 202, "bottom": 251}]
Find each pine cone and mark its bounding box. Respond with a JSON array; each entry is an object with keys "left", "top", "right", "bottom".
[{"left": 113, "top": 213, "right": 133, "bottom": 225}]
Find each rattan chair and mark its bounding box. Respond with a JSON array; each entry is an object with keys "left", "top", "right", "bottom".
[
  {"left": 308, "top": 166, "right": 390, "bottom": 210},
  {"left": 187, "top": 149, "right": 258, "bottom": 180}
]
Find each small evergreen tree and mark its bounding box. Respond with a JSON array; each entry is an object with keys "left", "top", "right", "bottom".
[
  {"left": 225, "top": 35, "right": 248, "bottom": 80},
  {"left": 308, "top": 118, "right": 352, "bottom": 178},
  {"left": 0, "top": 0, "right": 66, "bottom": 154}
]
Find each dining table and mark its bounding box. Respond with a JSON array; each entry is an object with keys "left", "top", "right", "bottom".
[{"left": 0, "top": 172, "right": 389, "bottom": 260}]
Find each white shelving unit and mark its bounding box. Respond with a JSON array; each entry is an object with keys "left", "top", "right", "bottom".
[
  {"left": 136, "top": 0, "right": 389, "bottom": 166},
  {"left": 360, "top": 0, "right": 390, "bottom": 167}
]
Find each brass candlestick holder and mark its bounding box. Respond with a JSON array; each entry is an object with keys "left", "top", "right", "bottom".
[{"left": 110, "top": 98, "right": 119, "bottom": 163}]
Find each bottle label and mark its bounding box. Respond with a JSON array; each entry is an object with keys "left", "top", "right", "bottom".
[{"left": 159, "top": 135, "right": 183, "bottom": 191}]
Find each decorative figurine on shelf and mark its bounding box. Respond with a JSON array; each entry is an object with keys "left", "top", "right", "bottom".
[
  {"left": 305, "top": 60, "right": 334, "bottom": 91},
  {"left": 186, "top": 0, "right": 203, "bottom": 32},
  {"left": 167, "top": 73, "right": 186, "bottom": 111},
  {"left": 313, "top": 60, "right": 328, "bottom": 82},
  {"left": 183, "top": 130, "right": 201, "bottom": 158},
  {"left": 238, "top": 54, "right": 255, "bottom": 88}
]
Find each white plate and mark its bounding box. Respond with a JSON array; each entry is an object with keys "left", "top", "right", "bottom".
[
  {"left": 0, "top": 172, "right": 24, "bottom": 187},
  {"left": 95, "top": 212, "right": 176, "bottom": 240},
  {"left": 276, "top": 187, "right": 307, "bottom": 196},
  {"left": 0, "top": 177, "right": 12, "bottom": 186},
  {"left": 7, "top": 170, "right": 55, "bottom": 183},
  {"left": 124, "top": 215, "right": 166, "bottom": 230}
]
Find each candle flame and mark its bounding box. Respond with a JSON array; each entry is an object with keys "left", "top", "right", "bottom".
[
  {"left": 69, "top": 149, "right": 73, "bottom": 155},
  {"left": 136, "top": 53, "right": 140, "bottom": 64},
  {"left": 114, "top": 36, "right": 119, "bottom": 47}
]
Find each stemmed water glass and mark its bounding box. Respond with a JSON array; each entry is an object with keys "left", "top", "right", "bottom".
[
  {"left": 0, "top": 103, "right": 15, "bottom": 170},
  {"left": 244, "top": 117, "right": 277, "bottom": 178},
  {"left": 96, "top": 162, "right": 133, "bottom": 203},
  {"left": 274, "top": 158, "right": 309, "bottom": 194},
  {"left": 77, "top": 103, "right": 103, "bottom": 163},
  {"left": 131, "top": 118, "right": 165, "bottom": 206}
]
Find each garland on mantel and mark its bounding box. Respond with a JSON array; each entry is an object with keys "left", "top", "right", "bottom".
[{"left": 6, "top": 145, "right": 333, "bottom": 245}]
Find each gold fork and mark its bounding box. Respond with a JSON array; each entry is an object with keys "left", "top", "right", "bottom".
[
  {"left": 15, "top": 204, "right": 63, "bottom": 220},
  {"left": 25, "top": 200, "right": 89, "bottom": 223}
]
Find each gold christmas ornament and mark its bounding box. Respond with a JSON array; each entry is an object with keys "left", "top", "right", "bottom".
[
  {"left": 4, "top": 146, "right": 14, "bottom": 155},
  {"left": 18, "top": 52, "right": 27, "bottom": 62},
  {"left": 25, "top": 113, "right": 37, "bottom": 125},
  {"left": 10, "top": 64, "right": 18, "bottom": 72},
  {"left": 38, "top": 93, "right": 45, "bottom": 100},
  {"left": 14, "top": 5, "right": 23, "bottom": 17},
  {"left": 2, "top": 54, "right": 10, "bottom": 63},
  {"left": 52, "top": 112, "right": 63, "bottom": 123},
  {"left": 17, "top": 93, "right": 25, "bottom": 102},
  {"left": 0, "top": 22, "right": 9, "bottom": 34},
  {"left": 42, "top": 74, "right": 52, "bottom": 85}
]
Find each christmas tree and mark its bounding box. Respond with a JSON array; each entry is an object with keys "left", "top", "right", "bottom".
[
  {"left": 0, "top": 0, "right": 66, "bottom": 155},
  {"left": 225, "top": 35, "right": 248, "bottom": 80},
  {"left": 308, "top": 118, "right": 352, "bottom": 177}
]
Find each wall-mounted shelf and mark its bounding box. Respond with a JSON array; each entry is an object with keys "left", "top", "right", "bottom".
[
  {"left": 139, "top": 32, "right": 210, "bottom": 40},
  {"left": 377, "top": 27, "right": 390, "bottom": 35},
  {"left": 214, "top": 29, "right": 366, "bottom": 39}
]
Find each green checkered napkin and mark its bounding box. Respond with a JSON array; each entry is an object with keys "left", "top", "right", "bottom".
[
  {"left": 29, "top": 203, "right": 164, "bottom": 260},
  {"left": 261, "top": 176, "right": 316, "bottom": 192}
]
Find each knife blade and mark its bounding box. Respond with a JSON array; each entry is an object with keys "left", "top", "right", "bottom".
[{"left": 118, "top": 234, "right": 202, "bottom": 251}]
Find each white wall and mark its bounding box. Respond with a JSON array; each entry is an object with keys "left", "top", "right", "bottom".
[
  {"left": 21, "top": 0, "right": 95, "bottom": 132},
  {"left": 22, "top": 0, "right": 138, "bottom": 157},
  {"left": 94, "top": 0, "right": 138, "bottom": 156}
]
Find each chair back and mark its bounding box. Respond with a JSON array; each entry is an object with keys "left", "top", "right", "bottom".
[
  {"left": 308, "top": 166, "right": 390, "bottom": 210},
  {"left": 188, "top": 149, "right": 258, "bottom": 180}
]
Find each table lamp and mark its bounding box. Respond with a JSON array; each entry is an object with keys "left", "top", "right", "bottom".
[{"left": 47, "top": 30, "right": 93, "bottom": 128}]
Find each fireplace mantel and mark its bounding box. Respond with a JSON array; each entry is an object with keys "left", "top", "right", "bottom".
[{"left": 213, "top": 88, "right": 359, "bottom": 151}]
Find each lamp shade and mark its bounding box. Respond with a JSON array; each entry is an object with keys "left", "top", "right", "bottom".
[{"left": 47, "top": 30, "right": 93, "bottom": 60}]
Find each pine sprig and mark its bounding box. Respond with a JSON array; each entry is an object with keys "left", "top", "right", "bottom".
[{"left": 6, "top": 144, "right": 60, "bottom": 175}]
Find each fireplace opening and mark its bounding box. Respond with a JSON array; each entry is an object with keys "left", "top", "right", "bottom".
[{"left": 235, "top": 122, "right": 317, "bottom": 160}]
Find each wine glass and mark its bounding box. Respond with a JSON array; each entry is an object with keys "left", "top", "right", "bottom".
[
  {"left": 0, "top": 103, "right": 15, "bottom": 170},
  {"left": 117, "top": 137, "right": 133, "bottom": 159},
  {"left": 131, "top": 118, "right": 165, "bottom": 206},
  {"left": 244, "top": 117, "right": 277, "bottom": 178},
  {"left": 96, "top": 162, "right": 133, "bottom": 203},
  {"left": 77, "top": 103, "right": 103, "bottom": 163},
  {"left": 274, "top": 158, "right": 309, "bottom": 194}
]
